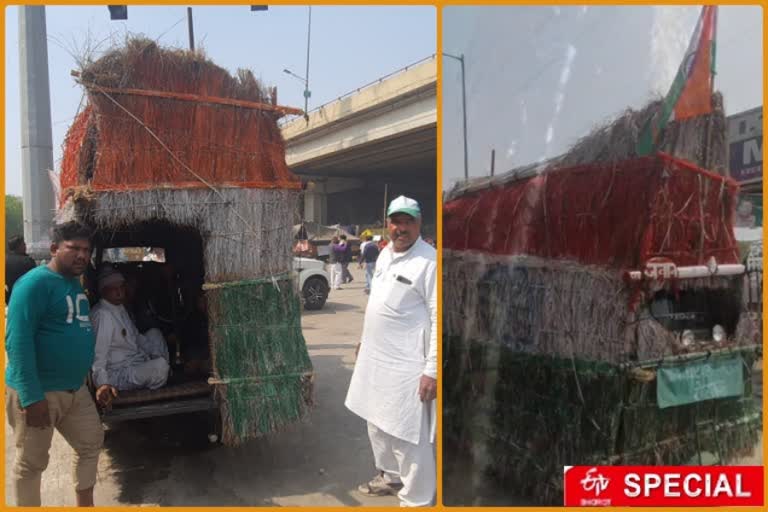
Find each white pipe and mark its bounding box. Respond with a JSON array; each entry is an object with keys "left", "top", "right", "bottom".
[{"left": 627, "top": 263, "right": 745, "bottom": 281}]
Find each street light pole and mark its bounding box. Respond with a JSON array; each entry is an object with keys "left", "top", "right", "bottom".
[
  {"left": 284, "top": 8, "right": 312, "bottom": 120},
  {"left": 443, "top": 52, "right": 468, "bottom": 181},
  {"left": 187, "top": 7, "right": 195, "bottom": 52},
  {"left": 303, "top": 6, "right": 312, "bottom": 117},
  {"left": 19, "top": 5, "right": 55, "bottom": 256}
]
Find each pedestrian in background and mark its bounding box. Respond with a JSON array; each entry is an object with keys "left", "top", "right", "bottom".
[
  {"left": 330, "top": 236, "right": 345, "bottom": 290},
  {"left": 358, "top": 235, "right": 379, "bottom": 294},
  {"left": 340, "top": 234, "right": 354, "bottom": 284},
  {"left": 6, "top": 235, "right": 36, "bottom": 304},
  {"left": 360, "top": 235, "right": 370, "bottom": 254}
]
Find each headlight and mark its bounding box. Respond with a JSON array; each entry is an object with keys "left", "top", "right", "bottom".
[
  {"left": 713, "top": 324, "right": 725, "bottom": 343},
  {"left": 681, "top": 330, "right": 695, "bottom": 347}
]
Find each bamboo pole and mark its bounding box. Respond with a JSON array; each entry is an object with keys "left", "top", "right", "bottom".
[{"left": 72, "top": 73, "right": 304, "bottom": 117}]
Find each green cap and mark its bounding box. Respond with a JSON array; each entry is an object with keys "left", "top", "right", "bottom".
[{"left": 387, "top": 195, "right": 421, "bottom": 218}]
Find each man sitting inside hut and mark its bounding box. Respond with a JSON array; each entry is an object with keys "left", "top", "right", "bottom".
[{"left": 91, "top": 265, "right": 170, "bottom": 391}]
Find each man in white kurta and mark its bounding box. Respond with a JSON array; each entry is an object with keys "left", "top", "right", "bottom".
[
  {"left": 91, "top": 266, "right": 170, "bottom": 391},
  {"left": 345, "top": 196, "right": 437, "bottom": 507}
]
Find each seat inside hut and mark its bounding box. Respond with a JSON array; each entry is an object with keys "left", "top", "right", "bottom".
[{"left": 86, "top": 221, "right": 213, "bottom": 409}]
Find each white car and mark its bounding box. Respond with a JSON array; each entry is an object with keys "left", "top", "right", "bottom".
[{"left": 293, "top": 257, "right": 330, "bottom": 310}]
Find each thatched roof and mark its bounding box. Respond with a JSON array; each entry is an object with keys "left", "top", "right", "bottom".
[
  {"left": 60, "top": 37, "right": 300, "bottom": 197},
  {"left": 448, "top": 92, "right": 727, "bottom": 200},
  {"left": 79, "top": 37, "right": 269, "bottom": 103}
]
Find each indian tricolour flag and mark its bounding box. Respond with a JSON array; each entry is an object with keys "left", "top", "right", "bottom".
[{"left": 637, "top": 6, "right": 718, "bottom": 156}]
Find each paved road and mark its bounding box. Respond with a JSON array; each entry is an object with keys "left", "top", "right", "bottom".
[{"left": 5, "top": 266, "right": 397, "bottom": 506}]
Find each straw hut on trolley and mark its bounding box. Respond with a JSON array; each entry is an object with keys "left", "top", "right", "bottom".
[
  {"left": 56, "top": 38, "right": 313, "bottom": 445},
  {"left": 443, "top": 93, "right": 762, "bottom": 503}
]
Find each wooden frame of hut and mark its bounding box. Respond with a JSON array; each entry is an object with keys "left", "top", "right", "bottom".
[
  {"left": 57, "top": 39, "right": 312, "bottom": 445},
  {"left": 443, "top": 94, "right": 761, "bottom": 504}
]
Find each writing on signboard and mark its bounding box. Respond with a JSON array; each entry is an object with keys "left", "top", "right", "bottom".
[
  {"left": 657, "top": 355, "right": 744, "bottom": 409},
  {"left": 729, "top": 137, "right": 762, "bottom": 183},
  {"left": 727, "top": 107, "right": 762, "bottom": 184}
]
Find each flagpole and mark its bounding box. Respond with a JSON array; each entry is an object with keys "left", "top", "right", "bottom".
[
  {"left": 705, "top": 6, "right": 719, "bottom": 171},
  {"left": 711, "top": 6, "right": 718, "bottom": 91}
]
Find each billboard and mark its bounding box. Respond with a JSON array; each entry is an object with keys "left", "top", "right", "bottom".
[{"left": 727, "top": 106, "right": 762, "bottom": 185}]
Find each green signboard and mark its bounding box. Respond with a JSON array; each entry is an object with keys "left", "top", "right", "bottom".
[{"left": 657, "top": 355, "right": 744, "bottom": 409}]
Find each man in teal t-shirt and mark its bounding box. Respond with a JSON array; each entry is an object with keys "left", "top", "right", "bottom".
[{"left": 5, "top": 221, "right": 117, "bottom": 506}]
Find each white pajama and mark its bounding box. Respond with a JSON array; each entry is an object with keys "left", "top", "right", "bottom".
[
  {"left": 331, "top": 262, "right": 343, "bottom": 289},
  {"left": 114, "top": 329, "right": 169, "bottom": 391},
  {"left": 117, "top": 357, "right": 168, "bottom": 390},
  {"left": 368, "top": 403, "right": 436, "bottom": 507}
]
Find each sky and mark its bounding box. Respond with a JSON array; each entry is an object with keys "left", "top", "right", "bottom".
[
  {"left": 442, "top": 5, "right": 763, "bottom": 188},
  {"left": 5, "top": 5, "right": 436, "bottom": 196}
]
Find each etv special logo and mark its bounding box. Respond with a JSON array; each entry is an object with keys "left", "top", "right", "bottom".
[
  {"left": 578, "top": 467, "right": 611, "bottom": 506},
  {"left": 564, "top": 466, "right": 763, "bottom": 507}
]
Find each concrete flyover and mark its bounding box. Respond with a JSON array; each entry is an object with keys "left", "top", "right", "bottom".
[{"left": 281, "top": 55, "right": 437, "bottom": 235}]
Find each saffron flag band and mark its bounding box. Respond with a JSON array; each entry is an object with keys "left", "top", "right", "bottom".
[{"left": 636, "top": 5, "right": 718, "bottom": 156}]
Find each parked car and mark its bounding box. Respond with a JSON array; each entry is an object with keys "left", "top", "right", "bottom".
[{"left": 293, "top": 257, "right": 330, "bottom": 310}]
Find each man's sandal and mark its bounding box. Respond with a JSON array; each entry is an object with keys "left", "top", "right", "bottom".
[{"left": 357, "top": 472, "right": 403, "bottom": 496}]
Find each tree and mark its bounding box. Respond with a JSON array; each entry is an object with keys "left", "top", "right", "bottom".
[{"left": 6, "top": 195, "right": 24, "bottom": 242}]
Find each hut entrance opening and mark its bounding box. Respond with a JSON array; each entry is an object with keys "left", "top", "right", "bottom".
[{"left": 87, "top": 220, "right": 215, "bottom": 416}]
